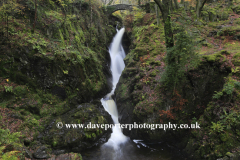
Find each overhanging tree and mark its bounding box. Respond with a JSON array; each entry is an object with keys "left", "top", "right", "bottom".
[{"left": 153, "top": 0, "right": 174, "bottom": 48}]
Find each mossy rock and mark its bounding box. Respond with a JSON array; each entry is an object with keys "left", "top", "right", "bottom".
[
  {"left": 134, "top": 46, "right": 149, "bottom": 58},
  {"left": 40, "top": 103, "right": 111, "bottom": 151},
  {"left": 220, "top": 50, "right": 231, "bottom": 55},
  {"left": 202, "top": 53, "right": 226, "bottom": 62},
  {"left": 121, "top": 67, "right": 138, "bottom": 78}
]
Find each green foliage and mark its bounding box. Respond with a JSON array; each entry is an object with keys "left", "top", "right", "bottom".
[
  {"left": 213, "top": 91, "right": 223, "bottom": 99},
  {"left": 0, "top": 129, "right": 22, "bottom": 160},
  {"left": 4, "top": 86, "right": 13, "bottom": 93},
  {"left": 0, "top": 147, "right": 18, "bottom": 160},
  {"left": 234, "top": 81, "right": 240, "bottom": 90},
  {"left": 132, "top": 7, "right": 145, "bottom": 24},
  {"left": 213, "top": 81, "right": 234, "bottom": 99},
  {"left": 210, "top": 121, "right": 224, "bottom": 134},
  {"left": 191, "top": 117, "right": 197, "bottom": 124},
  {"left": 0, "top": 129, "right": 22, "bottom": 147},
  {"left": 0, "top": 0, "right": 24, "bottom": 16},
  {"left": 13, "top": 86, "right": 27, "bottom": 97},
  {"left": 223, "top": 82, "right": 234, "bottom": 95},
  {"left": 161, "top": 31, "right": 199, "bottom": 91},
  {"left": 231, "top": 67, "right": 240, "bottom": 73}
]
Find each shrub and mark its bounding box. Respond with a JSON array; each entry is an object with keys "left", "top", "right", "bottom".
[{"left": 161, "top": 31, "right": 199, "bottom": 91}]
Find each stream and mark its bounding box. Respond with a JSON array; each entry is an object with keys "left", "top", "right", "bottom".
[{"left": 82, "top": 28, "right": 186, "bottom": 160}]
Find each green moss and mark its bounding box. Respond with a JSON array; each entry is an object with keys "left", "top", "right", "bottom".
[
  {"left": 150, "top": 70, "right": 158, "bottom": 77},
  {"left": 13, "top": 86, "right": 28, "bottom": 97},
  {"left": 233, "top": 53, "right": 240, "bottom": 66},
  {"left": 119, "top": 84, "right": 128, "bottom": 99},
  {"left": 201, "top": 11, "right": 209, "bottom": 21},
  {"left": 232, "top": 5, "right": 240, "bottom": 14},
  {"left": 52, "top": 140, "right": 57, "bottom": 147},
  {"left": 219, "top": 11, "right": 229, "bottom": 21},
  {"left": 202, "top": 52, "right": 226, "bottom": 62},
  {"left": 201, "top": 41, "right": 214, "bottom": 48},
  {"left": 233, "top": 52, "right": 240, "bottom": 59}
]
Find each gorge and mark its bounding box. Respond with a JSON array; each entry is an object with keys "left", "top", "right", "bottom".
[{"left": 1, "top": 0, "right": 240, "bottom": 160}]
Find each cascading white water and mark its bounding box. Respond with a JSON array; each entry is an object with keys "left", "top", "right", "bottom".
[
  {"left": 82, "top": 27, "right": 186, "bottom": 160},
  {"left": 97, "top": 28, "right": 181, "bottom": 160},
  {"left": 100, "top": 28, "right": 129, "bottom": 151}
]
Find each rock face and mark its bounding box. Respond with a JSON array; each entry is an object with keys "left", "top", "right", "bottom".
[
  {"left": 116, "top": 53, "right": 230, "bottom": 140},
  {"left": 33, "top": 146, "right": 51, "bottom": 159},
  {"left": 26, "top": 152, "right": 82, "bottom": 160},
  {"left": 40, "top": 103, "right": 112, "bottom": 152},
  {"left": 116, "top": 19, "right": 230, "bottom": 142},
  {"left": 115, "top": 10, "right": 240, "bottom": 159}
]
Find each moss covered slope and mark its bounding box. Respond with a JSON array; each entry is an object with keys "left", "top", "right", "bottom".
[
  {"left": 0, "top": 0, "right": 115, "bottom": 159},
  {"left": 116, "top": 1, "right": 240, "bottom": 160}
]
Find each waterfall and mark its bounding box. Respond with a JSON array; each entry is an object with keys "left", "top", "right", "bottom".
[
  {"left": 82, "top": 27, "right": 186, "bottom": 160},
  {"left": 100, "top": 28, "right": 129, "bottom": 152}
]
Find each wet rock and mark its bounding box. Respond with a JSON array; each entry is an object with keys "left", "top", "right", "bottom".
[
  {"left": 33, "top": 146, "right": 50, "bottom": 159},
  {"left": 25, "top": 152, "right": 82, "bottom": 160},
  {"left": 54, "top": 153, "right": 82, "bottom": 160},
  {"left": 23, "top": 146, "right": 33, "bottom": 159},
  {"left": 52, "top": 149, "right": 66, "bottom": 155}
]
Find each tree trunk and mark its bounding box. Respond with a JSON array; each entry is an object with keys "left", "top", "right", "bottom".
[
  {"left": 90, "top": 0, "right": 92, "bottom": 43},
  {"left": 155, "top": 4, "right": 160, "bottom": 26},
  {"left": 181, "top": 0, "right": 184, "bottom": 4},
  {"left": 7, "top": 15, "right": 8, "bottom": 40},
  {"left": 173, "top": 0, "right": 179, "bottom": 9},
  {"left": 33, "top": 0, "right": 37, "bottom": 33},
  {"left": 170, "top": 0, "right": 174, "bottom": 11},
  {"left": 164, "top": 14, "right": 174, "bottom": 48},
  {"left": 196, "top": 0, "right": 201, "bottom": 18},
  {"left": 154, "top": 0, "right": 174, "bottom": 48},
  {"left": 196, "top": 0, "right": 207, "bottom": 18}
]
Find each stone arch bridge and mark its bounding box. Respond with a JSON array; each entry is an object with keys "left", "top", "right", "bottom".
[{"left": 106, "top": 4, "right": 140, "bottom": 15}]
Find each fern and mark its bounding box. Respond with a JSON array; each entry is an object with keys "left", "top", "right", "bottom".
[{"left": 0, "top": 129, "right": 22, "bottom": 160}]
